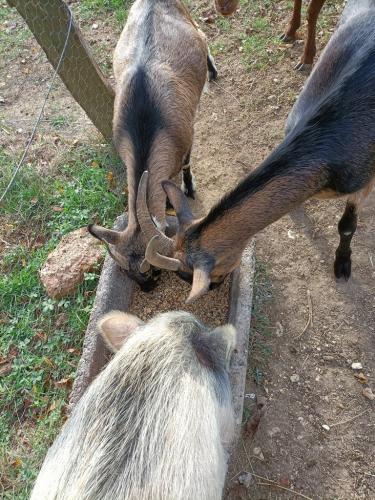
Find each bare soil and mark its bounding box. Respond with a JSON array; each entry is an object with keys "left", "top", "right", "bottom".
[{"left": 2, "top": 0, "right": 375, "bottom": 499}]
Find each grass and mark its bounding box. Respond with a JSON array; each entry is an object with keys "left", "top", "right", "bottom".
[
  {"left": 0, "top": 1, "right": 31, "bottom": 62},
  {"left": 78, "top": 0, "right": 132, "bottom": 25},
  {"left": 51, "top": 115, "right": 69, "bottom": 130},
  {"left": 0, "top": 144, "right": 124, "bottom": 499}
]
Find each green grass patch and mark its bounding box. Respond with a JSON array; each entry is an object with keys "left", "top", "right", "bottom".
[
  {"left": 78, "top": 0, "right": 132, "bottom": 25},
  {"left": 0, "top": 1, "right": 31, "bottom": 62},
  {"left": 0, "top": 144, "right": 124, "bottom": 498},
  {"left": 51, "top": 115, "right": 70, "bottom": 130}
]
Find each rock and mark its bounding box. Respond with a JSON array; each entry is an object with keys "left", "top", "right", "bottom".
[
  {"left": 323, "top": 355, "right": 334, "bottom": 361},
  {"left": 322, "top": 424, "right": 330, "bottom": 431},
  {"left": 362, "top": 387, "right": 375, "bottom": 401},
  {"left": 253, "top": 447, "right": 265, "bottom": 461},
  {"left": 245, "top": 393, "right": 256, "bottom": 400},
  {"left": 351, "top": 362, "right": 363, "bottom": 370},
  {"left": 275, "top": 321, "right": 284, "bottom": 337},
  {"left": 290, "top": 373, "right": 300, "bottom": 383},
  {"left": 40, "top": 227, "right": 104, "bottom": 299},
  {"left": 92, "top": 23, "right": 99, "bottom": 29},
  {"left": 268, "top": 426, "right": 281, "bottom": 437},
  {"left": 238, "top": 471, "right": 253, "bottom": 488}
]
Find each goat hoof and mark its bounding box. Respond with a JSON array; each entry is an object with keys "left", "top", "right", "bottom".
[
  {"left": 334, "top": 257, "right": 352, "bottom": 281},
  {"left": 280, "top": 33, "right": 295, "bottom": 43},
  {"left": 294, "top": 62, "right": 313, "bottom": 73}
]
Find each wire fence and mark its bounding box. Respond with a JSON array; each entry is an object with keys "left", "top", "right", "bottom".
[{"left": 1, "top": 0, "right": 117, "bottom": 202}]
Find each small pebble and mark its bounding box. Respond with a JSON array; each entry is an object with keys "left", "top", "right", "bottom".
[
  {"left": 351, "top": 362, "right": 363, "bottom": 370},
  {"left": 92, "top": 23, "right": 99, "bottom": 29},
  {"left": 322, "top": 424, "right": 330, "bottom": 431},
  {"left": 245, "top": 393, "right": 256, "bottom": 400},
  {"left": 238, "top": 471, "right": 253, "bottom": 488},
  {"left": 290, "top": 373, "right": 300, "bottom": 383},
  {"left": 268, "top": 426, "right": 281, "bottom": 437},
  {"left": 253, "top": 447, "right": 265, "bottom": 461},
  {"left": 275, "top": 321, "right": 284, "bottom": 337}
]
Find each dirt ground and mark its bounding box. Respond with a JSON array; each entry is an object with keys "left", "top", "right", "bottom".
[
  {"left": 2, "top": 0, "right": 375, "bottom": 498},
  {"left": 191, "top": 4, "right": 375, "bottom": 500}
]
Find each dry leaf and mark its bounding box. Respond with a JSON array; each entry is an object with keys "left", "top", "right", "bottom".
[
  {"left": 54, "top": 377, "right": 72, "bottom": 388},
  {"left": 52, "top": 205, "right": 63, "bottom": 213},
  {"left": 354, "top": 372, "right": 368, "bottom": 384},
  {"left": 91, "top": 160, "right": 100, "bottom": 168},
  {"left": 106, "top": 171, "right": 116, "bottom": 188},
  {"left": 11, "top": 457, "right": 22, "bottom": 468},
  {"left": 166, "top": 208, "right": 176, "bottom": 216},
  {"left": 35, "top": 331, "right": 47, "bottom": 341},
  {"left": 48, "top": 401, "right": 57, "bottom": 413},
  {"left": 43, "top": 357, "right": 54, "bottom": 368},
  {"left": 67, "top": 348, "right": 80, "bottom": 354},
  {"left": 30, "top": 197, "right": 38, "bottom": 205},
  {"left": 0, "top": 362, "right": 12, "bottom": 377}
]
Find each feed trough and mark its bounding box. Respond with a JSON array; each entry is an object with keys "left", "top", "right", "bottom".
[{"left": 70, "top": 214, "right": 255, "bottom": 442}]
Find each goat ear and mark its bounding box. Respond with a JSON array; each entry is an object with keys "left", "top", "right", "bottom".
[
  {"left": 162, "top": 181, "right": 194, "bottom": 228},
  {"left": 186, "top": 268, "right": 211, "bottom": 304},
  {"left": 88, "top": 224, "right": 121, "bottom": 246},
  {"left": 98, "top": 311, "right": 144, "bottom": 352},
  {"left": 210, "top": 324, "right": 237, "bottom": 365}
]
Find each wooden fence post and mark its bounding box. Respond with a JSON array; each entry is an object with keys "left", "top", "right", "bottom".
[{"left": 7, "top": 0, "right": 115, "bottom": 141}]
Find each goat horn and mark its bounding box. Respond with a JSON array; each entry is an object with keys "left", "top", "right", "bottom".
[
  {"left": 139, "top": 259, "right": 151, "bottom": 273},
  {"left": 186, "top": 268, "right": 211, "bottom": 304},
  {"left": 136, "top": 171, "right": 174, "bottom": 255},
  {"left": 144, "top": 235, "right": 181, "bottom": 271}
]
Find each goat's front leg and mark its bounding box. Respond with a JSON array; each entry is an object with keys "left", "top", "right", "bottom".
[
  {"left": 280, "top": 0, "right": 302, "bottom": 43},
  {"left": 334, "top": 201, "right": 358, "bottom": 280},
  {"left": 295, "top": 0, "right": 326, "bottom": 72},
  {"left": 181, "top": 150, "right": 196, "bottom": 199}
]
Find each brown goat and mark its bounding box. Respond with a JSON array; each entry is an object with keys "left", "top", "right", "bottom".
[
  {"left": 213, "top": 0, "right": 326, "bottom": 71},
  {"left": 88, "top": 0, "right": 217, "bottom": 291},
  {"left": 280, "top": 0, "right": 326, "bottom": 71},
  {"left": 138, "top": 0, "right": 375, "bottom": 302}
]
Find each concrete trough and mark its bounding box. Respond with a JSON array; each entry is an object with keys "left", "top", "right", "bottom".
[{"left": 70, "top": 214, "right": 255, "bottom": 442}]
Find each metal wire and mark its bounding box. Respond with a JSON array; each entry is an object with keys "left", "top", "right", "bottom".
[{"left": 0, "top": 5, "right": 73, "bottom": 205}]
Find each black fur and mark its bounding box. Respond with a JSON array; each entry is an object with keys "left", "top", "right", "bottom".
[
  {"left": 191, "top": 12, "right": 375, "bottom": 240},
  {"left": 334, "top": 202, "right": 358, "bottom": 280},
  {"left": 119, "top": 66, "right": 165, "bottom": 188}
]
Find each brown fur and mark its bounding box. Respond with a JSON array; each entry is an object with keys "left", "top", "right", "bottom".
[
  {"left": 90, "top": 0, "right": 210, "bottom": 283},
  {"left": 283, "top": 0, "right": 326, "bottom": 68}
]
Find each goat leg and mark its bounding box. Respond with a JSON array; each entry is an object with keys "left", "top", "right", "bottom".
[{"left": 280, "top": 0, "right": 302, "bottom": 43}]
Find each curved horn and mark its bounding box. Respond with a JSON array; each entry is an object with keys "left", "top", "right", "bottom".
[
  {"left": 144, "top": 236, "right": 181, "bottom": 271},
  {"left": 88, "top": 224, "right": 122, "bottom": 246},
  {"left": 139, "top": 259, "right": 151, "bottom": 273},
  {"left": 186, "top": 268, "right": 211, "bottom": 304},
  {"left": 136, "top": 171, "right": 174, "bottom": 256}
]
